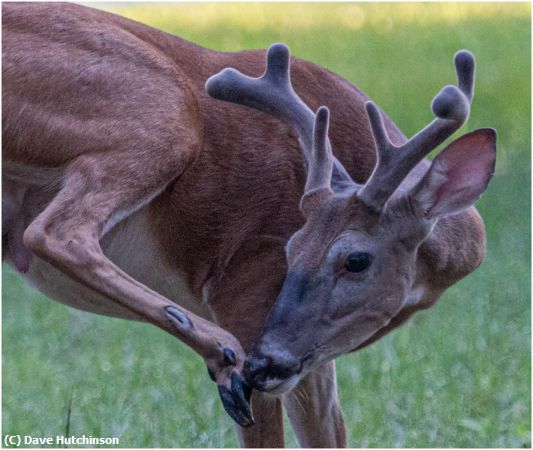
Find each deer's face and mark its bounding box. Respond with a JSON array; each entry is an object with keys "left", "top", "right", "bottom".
[
  {"left": 244, "top": 192, "right": 432, "bottom": 394},
  {"left": 207, "top": 44, "right": 495, "bottom": 399}
]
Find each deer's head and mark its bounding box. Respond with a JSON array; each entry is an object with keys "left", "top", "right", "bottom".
[{"left": 206, "top": 44, "right": 496, "bottom": 394}]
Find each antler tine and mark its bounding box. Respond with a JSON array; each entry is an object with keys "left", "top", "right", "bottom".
[
  {"left": 206, "top": 43, "right": 353, "bottom": 187},
  {"left": 305, "top": 106, "right": 333, "bottom": 194},
  {"left": 358, "top": 50, "right": 476, "bottom": 211}
]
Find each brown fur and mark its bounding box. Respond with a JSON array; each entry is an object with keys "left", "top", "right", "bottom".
[{"left": 2, "top": 3, "right": 488, "bottom": 447}]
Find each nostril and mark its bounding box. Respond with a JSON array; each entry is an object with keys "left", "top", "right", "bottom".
[
  {"left": 244, "top": 356, "right": 272, "bottom": 386},
  {"left": 244, "top": 350, "right": 302, "bottom": 390},
  {"left": 268, "top": 357, "right": 301, "bottom": 379}
]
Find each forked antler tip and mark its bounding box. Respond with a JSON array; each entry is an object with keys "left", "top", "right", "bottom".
[
  {"left": 204, "top": 73, "right": 220, "bottom": 98},
  {"left": 313, "top": 106, "right": 330, "bottom": 147},
  {"left": 430, "top": 50, "right": 474, "bottom": 121},
  {"left": 454, "top": 49, "right": 475, "bottom": 71},
  {"left": 205, "top": 68, "right": 239, "bottom": 100},
  {"left": 307, "top": 105, "right": 333, "bottom": 192},
  {"left": 267, "top": 42, "right": 290, "bottom": 59},
  {"left": 431, "top": 85, "right": 470, "bottom": 122},
  {"left": 265, "top": 43, "right": 291, "bottom": 83},
  {"left": 365, "top": 101, "right": 380, "bottom": 120},
  {"left": 454, "top": 49, "right": 475, "bottom": 101},
  {"left": 364, "top": 101, "right": 390, "bottom": 151},
  {"left": 316, "top": 105, "right": 330, "bottom": 123}
]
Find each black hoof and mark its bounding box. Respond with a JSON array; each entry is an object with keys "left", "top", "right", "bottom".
[
  {"left": 217, "top": 372, "right": 254, "bottom": 428},
  {"left": 207, "top": 367, "right": 216, "bottom": 382}
]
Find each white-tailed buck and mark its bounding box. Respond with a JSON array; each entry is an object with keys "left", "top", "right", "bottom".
[{"left": 3, "top": 3, "right": 496, "bottom": 447}]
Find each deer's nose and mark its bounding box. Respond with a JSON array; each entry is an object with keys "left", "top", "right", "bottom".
[
  {"left": 244, "top": 350, "right": 301, "bottom": 391},
  {"left": 243, "top": 355, "right": 271, "bottom": 388}
]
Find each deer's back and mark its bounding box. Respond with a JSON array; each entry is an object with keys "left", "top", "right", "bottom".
[
  {"left": 2, "top": 2, "right": 397, "bottom": 169},
  {"left": 2, "top": 2, "right": 202, "bottom": 167},
  {"left": 1, "top": 2, "right": 407, "bottom": 294}
]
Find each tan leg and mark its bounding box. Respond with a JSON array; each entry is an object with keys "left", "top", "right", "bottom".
[
  {"left": 22, "top": 151, "right": 253, "bottom": 425},
  {"left": 283, "top": 361, "right": 346, "bottom": 448},
  {"left": 234, "top": 392, "right": 284, "bottom": 448}
]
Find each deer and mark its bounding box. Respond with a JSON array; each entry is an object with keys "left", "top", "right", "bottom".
[{"left": 2, "top": 2, "right": 496, "bottom": 448}]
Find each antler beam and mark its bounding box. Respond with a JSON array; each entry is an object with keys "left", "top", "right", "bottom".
[
  {"left": 358, "top": 50, "right": 475, "bottom": 211},
  {"left": 206, "top": 43, "right": 353, "bottom": 189}
]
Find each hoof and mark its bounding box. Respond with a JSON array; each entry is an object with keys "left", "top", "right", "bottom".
[{"left": 217, "top": 372, "right": 254, "bottom": 427}]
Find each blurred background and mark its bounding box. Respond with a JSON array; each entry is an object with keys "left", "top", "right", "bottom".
[{"left": 2, "top": 2, "right": 530, "bottom": 447}]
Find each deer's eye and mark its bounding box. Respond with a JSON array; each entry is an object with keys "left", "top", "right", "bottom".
[{"left": 345, "top": 252, "right": 371, "bottom": 273}]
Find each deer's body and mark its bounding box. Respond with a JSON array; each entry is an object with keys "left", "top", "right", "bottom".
[
  {"left": 3, "top": 2, "right": 370, "bottom": 315},
  {"left": 3, "top": 3, "right": 493, "bottom": 447}
]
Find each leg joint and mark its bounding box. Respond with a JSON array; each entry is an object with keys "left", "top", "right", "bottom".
[{"left": 24, "top": 220, "right": 101, "bottom": 270}]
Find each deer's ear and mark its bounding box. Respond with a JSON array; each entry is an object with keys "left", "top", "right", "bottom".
[{"left": 411, "top": 128, "right": 496, "bottom": 219}]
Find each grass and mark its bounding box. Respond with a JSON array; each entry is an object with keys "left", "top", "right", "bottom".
[{"left": 2, "top": 3, "right": 530, "bottom": 448}]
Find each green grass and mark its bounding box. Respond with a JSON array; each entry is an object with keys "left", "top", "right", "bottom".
[{"left": 3, "top": 3, "right": 530, "bottom": 447}]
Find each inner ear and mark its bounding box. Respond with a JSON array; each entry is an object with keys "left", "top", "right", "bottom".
[{"left": 411, "top": 128, "right": 496, "bottom": 219}]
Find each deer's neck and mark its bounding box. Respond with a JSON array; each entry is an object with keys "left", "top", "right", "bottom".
[{"left": 418, "top": 206, "right": 486, "bottom": 289}]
